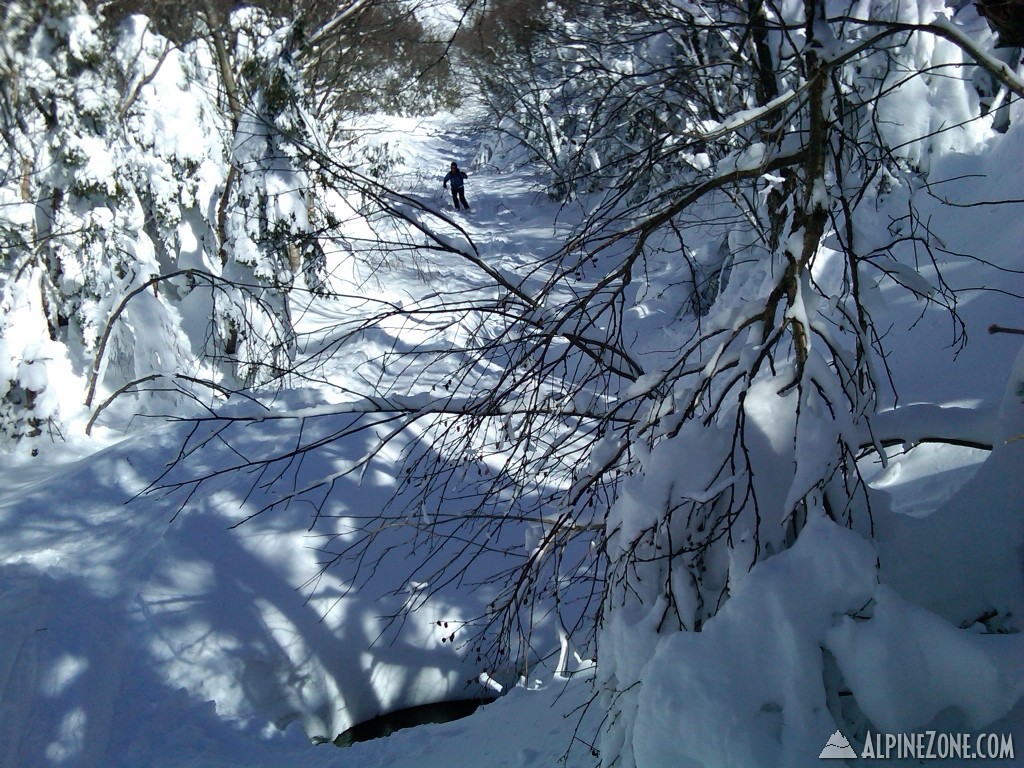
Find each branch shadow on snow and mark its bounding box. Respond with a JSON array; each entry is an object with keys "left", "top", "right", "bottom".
[{"left": 0, "top": 406, "right": 518, "bottom": 768}]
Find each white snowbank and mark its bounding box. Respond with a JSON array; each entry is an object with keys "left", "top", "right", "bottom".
[{"left": 628, "top": 515, "right": 876, "bottom": 768}]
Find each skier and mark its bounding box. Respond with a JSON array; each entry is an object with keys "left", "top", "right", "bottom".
[{"left": 443, "top": 162, "right": 470, "bottom": 211}]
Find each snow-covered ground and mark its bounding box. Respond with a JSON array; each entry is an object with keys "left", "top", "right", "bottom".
[
  {"left": 0, "top": 113, "right": 605, "bottom": 768},
  {"left": 3, "top": 104, "right": 1024, "bottom": 768}
]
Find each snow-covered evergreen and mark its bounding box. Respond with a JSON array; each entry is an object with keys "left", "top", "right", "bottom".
[{"left": 0, "top": 1, "right": 314, "bottom": 442}]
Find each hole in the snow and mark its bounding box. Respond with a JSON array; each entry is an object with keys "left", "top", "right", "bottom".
[{"left": 333, "top": 698, "right": 495, "bottom": 747}]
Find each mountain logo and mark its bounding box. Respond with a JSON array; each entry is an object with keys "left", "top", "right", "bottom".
[{"left": 820, "top": 730, "right": 858, "bottom": 759}]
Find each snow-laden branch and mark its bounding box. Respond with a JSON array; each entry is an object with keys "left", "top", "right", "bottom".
[
  {"left": 689, "top": 89, "right": 801, "bottom": 144},
  {"left": 864, "top": 404, "right": 999, "bottom": 453},
  {"left": 296, "top": 0, "right": 373, "bottom": 59},
  {"left": 829, "top": 15, "right": 1024, "bottom": 100},
  {"left": 85, "top": 267, "right": 287, "bottom": 412}
]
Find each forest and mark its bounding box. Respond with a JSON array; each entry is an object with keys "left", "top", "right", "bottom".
[{"left": 1, "top": 0, "right": 1023, "bottom": 766}]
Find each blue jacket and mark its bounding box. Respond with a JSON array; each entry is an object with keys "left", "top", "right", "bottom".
[{"left": 444, "top": 169, "right": 467, "bottom": 189}]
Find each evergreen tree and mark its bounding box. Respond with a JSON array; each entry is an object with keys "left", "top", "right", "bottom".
[{"left": 0, "top": 0, "right": 317, "bottom": 440}]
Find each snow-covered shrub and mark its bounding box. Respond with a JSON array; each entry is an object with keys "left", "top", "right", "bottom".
[
  {"left": 448, "top": 0, "right": 1024, "bottom": 764},
  {"left": 0, "top": 1, "right": 323, "bottom": 440},
  {"left": 579, "top": 1, "right": 1024, "bottom": 765},
  {"left": 0, "top": 0, "right": 193, "bottom": 441}
]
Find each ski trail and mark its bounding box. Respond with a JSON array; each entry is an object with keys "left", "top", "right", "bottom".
[
  {"left": 0, "top": 578, "right": 40, "bottom": 768},
  {"left": 294, "top": 112, "right": 574, "bottom": 398}
]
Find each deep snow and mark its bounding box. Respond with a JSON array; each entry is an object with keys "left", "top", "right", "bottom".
[
  {"left": 3, "top": 94, "right": 1024, "bottom": 768},
  {"left": 0, "top": 114, "right": 605, "bottom": 768}
]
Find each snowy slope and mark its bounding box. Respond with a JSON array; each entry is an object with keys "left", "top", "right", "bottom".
[
  {"left": 3, "top": 94, "right": 1024, "bottom": 768},
  {"left": 0, "top": 112, "right": 600, "bottom": 768}
]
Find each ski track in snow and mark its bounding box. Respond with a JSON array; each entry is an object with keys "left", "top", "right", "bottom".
[{"left": 0, "top": 113, "right": 602, "bottom": 768}]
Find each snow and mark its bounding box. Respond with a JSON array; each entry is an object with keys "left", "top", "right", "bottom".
[
  {"left": 0, "top": 107, "right": 603, "bottom": 767},
  {"left": 828, "top": 585, "right": 1024, "bottom": 732},
  {"left": 630, "top": 515, "right": 876, "bottom": 768},
  {"left": 0, "top": 189, "right": 34, "bottom": 229},
  {"left": 2, "top": 4, "right": 1024, "bottom": 768},
  {"left": 0, "top": 412, "right": 585, "bottom": 767}
]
